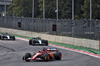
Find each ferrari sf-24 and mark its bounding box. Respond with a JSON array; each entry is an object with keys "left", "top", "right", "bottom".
[{"left": 22, "top": 48, "right": 62, "bottom": 62}]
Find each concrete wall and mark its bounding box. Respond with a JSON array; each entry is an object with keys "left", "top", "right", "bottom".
[{"left": 0, "top": 27, "right": 100, "bottom": 50}]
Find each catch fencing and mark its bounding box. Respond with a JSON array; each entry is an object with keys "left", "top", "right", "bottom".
[{"left": 0, "top": 16, "right": 100, "bottom": 40}]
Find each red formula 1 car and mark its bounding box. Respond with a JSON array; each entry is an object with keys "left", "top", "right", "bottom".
[{"left": 22, "top": 48, "right": 62, "bottom": 62}]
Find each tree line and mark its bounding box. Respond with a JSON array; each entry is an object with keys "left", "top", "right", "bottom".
[{"left": 8, "top": 0, "right": 100, "bottom": 19}]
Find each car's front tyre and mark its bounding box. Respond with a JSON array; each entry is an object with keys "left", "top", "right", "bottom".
[
  {"left": 24, "top": 53, "right": 31, "bottom": 62},
  {"left": 0, "top": 36, "right": 1, "bottom": 39},
  {"left": 29, "top": 40, "right": 32, "bottom": 45}
]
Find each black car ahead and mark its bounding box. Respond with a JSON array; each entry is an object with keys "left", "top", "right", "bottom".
[
  {"left": 29, "top": 37, "right": 48, "bottom": 46},
  {"left": 0, "top": 33, "right": 15, "bottom": 40}
]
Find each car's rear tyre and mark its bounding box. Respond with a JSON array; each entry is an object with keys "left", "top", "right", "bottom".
[
  {"left": 42, "top": 40, "right": 48, "bottom": 46},
  {"left": 13, "top": 37, "right": 15, "bottom": 40},
  {"left": 24, "top": 53, "right": 31, "bottom": 62},
  {"left": 54, "top": 52, "right": 62, "bottom": 60},
  {"left": 0, "top": 35, "right": 1, "bottom": 39},
  {"left": 45, "top": 40, "right": 48, "bottom": 46}
]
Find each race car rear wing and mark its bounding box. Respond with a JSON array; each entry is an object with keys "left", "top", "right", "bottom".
[{"left": 47, "top": 48, "right": 58, "bottom": 52}]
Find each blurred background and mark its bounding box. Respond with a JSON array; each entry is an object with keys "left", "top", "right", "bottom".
[{"left": 0, "top": 0, "right": 100, "bottom": 40}]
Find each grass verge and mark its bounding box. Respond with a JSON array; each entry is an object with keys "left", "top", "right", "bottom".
[{"left": 0, "top": 32, "right": 100, "bottom": 55}]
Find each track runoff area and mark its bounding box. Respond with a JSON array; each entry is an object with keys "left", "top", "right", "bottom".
[{"left": 16, "top": 37, "right": 100, "bottom": 59}]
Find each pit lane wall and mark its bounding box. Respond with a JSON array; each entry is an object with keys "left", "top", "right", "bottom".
[{"left": 0, "top": 27, "right": 100, "bottom": 50}]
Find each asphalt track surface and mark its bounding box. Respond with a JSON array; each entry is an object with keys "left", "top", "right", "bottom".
[{"left": 0, "top": 38, "right": 100, "bottom": 66}]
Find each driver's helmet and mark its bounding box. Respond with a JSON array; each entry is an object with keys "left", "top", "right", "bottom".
[
  {"left": 37, "top": 37, "right": 41, "bottom": 39},
  {"left": 5, "top": 33, "right": 8, "bottom": 35},
  {"left": 43, "top": 48, "right": 47, "bottom": 51}
]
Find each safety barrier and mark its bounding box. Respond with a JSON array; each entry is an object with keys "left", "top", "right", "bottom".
[{"left": 0, "top": 27, "right": 100, "bottom": 50}]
